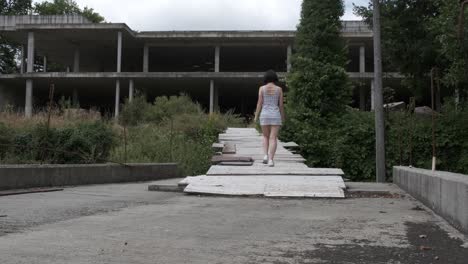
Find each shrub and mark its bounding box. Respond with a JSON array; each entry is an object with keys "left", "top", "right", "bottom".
[
  {"left": 0, "top": 121, "right": 117, "bottom": 164},
  {"left": 282, "top": 100, "right": 468, "bottom": 181}
]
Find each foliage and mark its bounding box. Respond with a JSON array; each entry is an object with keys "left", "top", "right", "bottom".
[
  {"left": 0, "top": 0, "right": 32, "bottom": 74},
  {"left": 34, "top": 0, "right": 104, "bottom": 23},
  {"left": 354, "top": 0, "right": 468, "bottom": 100},
  {"left": 283, "top": 101, "right": 468, "bottom": 181},
  {"left": 282, "top": 0, "right": 352, "bottom": 175},
  {"left": 114, "top": 94, "right": 244, "bottom": 176},
  {"left": 0, "top": 121, "right": 116, "bottom": 164},
  {"left": 287, "top": 0, "right": 351, "bottom": 119}
]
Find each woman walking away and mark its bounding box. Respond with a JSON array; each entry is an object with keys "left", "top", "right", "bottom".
[{"left": 254, "top": 70, "right": 285, "bottom": 167}]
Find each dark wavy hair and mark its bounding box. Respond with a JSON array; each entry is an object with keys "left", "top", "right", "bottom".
[{"left": 263, "top": 70, "right": 279, "bottom": 85}]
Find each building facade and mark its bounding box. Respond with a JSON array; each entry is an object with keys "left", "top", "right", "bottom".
[{"left": 0, "top": 15, "right": 401, "bottom": 117}]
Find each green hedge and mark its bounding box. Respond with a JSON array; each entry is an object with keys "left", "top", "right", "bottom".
[
  {"left": 0, "top": 121, "right": 116, "bottom": 164},
  {"left": 281, "top": 101, "right": 468, "bottom": 181}
]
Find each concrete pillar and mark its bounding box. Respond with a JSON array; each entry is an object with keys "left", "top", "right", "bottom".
[
  {"left": 287, "top": 45, "right": 292, "bottom": 72},
  {"left": 25, "top": 79, "right": 33, "bottom": 117},
  {"left": 73, "top": 48, "right": 80, "bottom": 72},
  {"left": 43, "top": 56, "right": 47, "bottom": 72},
  {"left": 20, "top": 45, "right": 24, "bottom": 74},
  {"left": 117, "top": 31, "right": 122, "bottom": 73},
  {"left": 129, "top": 79, "right": 134, "bottom": 102},
  {"left": 359, "top": 45, "right": 366, "bottom": 111},
  {"left": 359, "top": 45, "right": 366, "bottom": 73},
  {"left": 209, "top": 80, "right": 215, "bottom": 114},
  {"left": 115, "top": 80, "right": 120, "bottom": 118},
  {"left": 215, "top": 46, "right": 220, "bottom": 72},
  {"left": 25, "top": 32, "right": 34, "bottom": 118},
  {"left": 143, "top": 43, "right": 149, "bottom": 73},
  {"left": 26, "top": 32, "right": 34, "bottom": 72},
  {"left": 371, "top": 79, "right": 375, "bottom": 111}
]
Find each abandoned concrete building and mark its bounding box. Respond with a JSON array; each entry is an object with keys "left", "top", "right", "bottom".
[{"left": 0, "top": 15, "right": 402, "bottom": 117}]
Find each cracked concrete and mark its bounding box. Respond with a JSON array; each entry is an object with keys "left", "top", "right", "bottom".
[{"left": 0, "top": 180, "right": 467, "bottom": 263}]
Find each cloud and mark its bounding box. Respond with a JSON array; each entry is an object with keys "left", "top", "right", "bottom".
[{"left": 34, "top": 0, "right": 368, "bottom": 31}]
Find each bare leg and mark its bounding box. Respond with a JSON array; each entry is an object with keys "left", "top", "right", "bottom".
[
  {"left": 261, "top": 125, "right": 271, "bottom": 156},
  {"left": 268, "top": 125, "right": 280, "bottom": 160}
]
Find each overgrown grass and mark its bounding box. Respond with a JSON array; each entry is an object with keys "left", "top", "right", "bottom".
[{"left": 111, "top": 94, "right": 245, "bottom": 176}]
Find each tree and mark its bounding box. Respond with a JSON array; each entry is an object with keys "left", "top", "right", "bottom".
[
  {"left": 354, "top": 0, "right": 467, "bottom": 101},
  {"left": 283, "top": 0, "right": 351, "bottom": 167},
  {"left": 0, "top": 0, "right": 32, "bottom": 73},
  {"left": 34, "top": 0, "right": 104, "bottom": 23}
]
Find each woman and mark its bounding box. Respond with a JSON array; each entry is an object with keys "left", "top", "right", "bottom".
[{"left": 254, "top": 70, "right": 285, "bottom": 167}]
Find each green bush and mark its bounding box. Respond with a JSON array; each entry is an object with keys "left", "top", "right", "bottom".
[
  {"left": 282, "top": 100, "right": 468, "bottom": 181},
  {"left": 113, "top": 95, "right": 244, "bottom": 176},
  {"left": 0, "top": 121, "right": 116, "bottom": 164}
]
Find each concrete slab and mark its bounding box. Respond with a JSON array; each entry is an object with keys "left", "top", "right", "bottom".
[{"left": 0, "top": 182, "right": 467, "bottom": 263}]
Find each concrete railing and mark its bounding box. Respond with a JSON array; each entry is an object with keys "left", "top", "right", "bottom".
[
  {"left": 394, "top": 166, "right": 468, "bottom": 234},
  {"left": 0, "top": 15, "right": 91, "bottom": 29},
  {"left": 0, "top": 163, "right": 180, "bottom": 190}
]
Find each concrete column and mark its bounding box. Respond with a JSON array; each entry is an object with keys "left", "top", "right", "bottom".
[
  {"left": 143, "top": 44, "right": 149, "bottom": 73},
  {"left": 359, "top": 45, "right": 366, "bottom": 73},
  {"left": 287, "top": 45, "right": 292, "bottom": 72},
  {"left": 371, "top": 79, "right": 375, "bottom": 111},
  {"left": 25, "top": 32, "right": 34, "bottom": 118},
  {"left": 20, "top": 45, "right": 24, "bottom": 74},
  {"left": 25, "top": 79, "right": 33, "bottom": 117},
  {"left": 359, "top": 45, "right": 366, "bottom": 111},
  {"left": 117, "top": 31, "right": 122, "bottom": 73},
  {"left": 73, "top": 48, "right": 80, "bottom": 72},
  {"left": 26, "top": 32, "right": 34, "bottom": 72},
  {"left": 43, "top": 56, "right": 47, "bottom": 72},
  {"left": 115, "top": 80, "right": 120, "bottom": 118},
  {"left": 215, "top": 46, "right": 220, "bottom": 72},
  {"left": 209, "top": 80, "right": 215, "bottom": 114},
  {"left": 129, "top": 79, "right": 134, "bottom": 102}
]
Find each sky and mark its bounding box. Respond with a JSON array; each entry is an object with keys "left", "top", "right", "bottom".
[{"left": 34, "top": 0, "right": 370, "bottom": 31}]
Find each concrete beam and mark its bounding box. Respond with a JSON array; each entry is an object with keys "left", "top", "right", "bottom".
[
  {"left": 115, "top": 80, "right": 120, "bottom": 118},
  {"left": 43, "top": 56, "right": 47, "bottom": 72},
  {"left": 215, "top": 46, "right": 220, "bottom": 72},
  {"left": 117, "top": 31, "right": 122, "bottom": 73},
  {"left": 143, "top": 44, "right": 149, "bottom": 73}
]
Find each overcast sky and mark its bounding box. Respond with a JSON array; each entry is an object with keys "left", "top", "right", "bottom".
[{"left": 34, "top": 0, "right": 369, "bottom": 31}]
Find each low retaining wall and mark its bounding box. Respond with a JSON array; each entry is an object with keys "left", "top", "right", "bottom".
[
  {"left": 0, "top": 163, "right": 180, "bottom": 190},
  {"left": 393, "top": 166, "right": 468, "bottom": 234}
]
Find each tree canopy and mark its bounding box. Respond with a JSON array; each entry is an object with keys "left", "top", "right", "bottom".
[
  {"left": 354, "top": 0, "right": 468, "bottom": 101},
  {"left": 34, "top": 0, "right": 104, "bottom": 23},
  {"left": 282, "top": 0, "right": 351, "bottom": 168}
]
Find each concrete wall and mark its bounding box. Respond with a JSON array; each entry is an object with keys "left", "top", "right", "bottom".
[
  {"left": 0, "top": 163, "right": 180, "bottom": 190},
  {"left": 0, "top": 15, "right": 91, "bottom": 29},
  {"left": 394, "top": 166, "right": 468, "bottom": 234}
]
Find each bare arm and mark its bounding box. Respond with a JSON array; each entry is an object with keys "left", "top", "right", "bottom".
[
  {"left": 254, "top": 86, "right": 263, "bottom": 122},
  {"left": 279, "top": 87, "right": 285, "bottom": 122}
]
